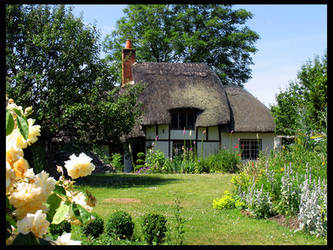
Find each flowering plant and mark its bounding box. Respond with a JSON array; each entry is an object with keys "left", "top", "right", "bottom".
[{"left": 6, "top": 96, "right": 96, "bottom": 245}]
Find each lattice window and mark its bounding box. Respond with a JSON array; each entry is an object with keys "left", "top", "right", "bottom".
[{"left": 240, "top": 139, "right": 262, "bottom": 160}]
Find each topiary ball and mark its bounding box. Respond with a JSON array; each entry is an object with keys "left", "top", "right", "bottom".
[
  {"left": 105, "top": 211, "right": 134, "bottom": 240},
  {"left": 141, "top": 213, "right": 167, "bottom": 245},
  {"left": 81, "top": 213, "right": 104, "bottom": 238},
  {"left": 49, "top": 220, "right": 71, "bottom": 238}
]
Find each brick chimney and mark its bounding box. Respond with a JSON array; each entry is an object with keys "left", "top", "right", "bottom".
[{"left": 121, "top": 39, "right": 136, "bottom": 87}]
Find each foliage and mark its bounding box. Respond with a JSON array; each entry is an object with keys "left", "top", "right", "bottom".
[
  {"left": 244, "top": 183, "right": 274, "bottom": 218},
  {"left": 105, "top": 211, "right": 135, "bottom": 240},
  {"left": 173, "top": 198, "right": 186, "bottom": 245},
  {"left": 298, "top": 170, "right": 327, "bottom": 237},
  {"left": 81, "top": 233, "right": 145, "bottom": 245},
  {"left": 111, "top": 153, "right": 123, "bottom": 172},
  {"left": 134, "top": 152, "right": 145, "bottom": 172},
  {"left": 213, "top": 191, "right": 236, "bottom": 210},
  {"left": 229, "top": 130, "right": 327, "bottom": 236},
  {"left": 103, "top": 4, "right": 259, "bottom": 87},
  {"left": 144, "top": 149, "right": 166, "bottom": 173},
  {"left": 48, "top": 220, "right": 71, "bottom": 239},
  {"left": 6, "top": 5, "right": 143, "bottom": 147},
  {"left": 141, "top": 213, "right": 168, "bottom": 245},
  {"left": 203, "top": 148, "right": 241, "bottom": 173},
  {"left": 80, "top": 213, "right": 104, "bottom": 239},
  {"left": 271, "top": 52, "right": 327, "bottom": 135}
]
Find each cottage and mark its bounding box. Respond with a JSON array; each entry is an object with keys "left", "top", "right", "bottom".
[{"left": 121, "top": 40, "right": 275, "bottom": 172}]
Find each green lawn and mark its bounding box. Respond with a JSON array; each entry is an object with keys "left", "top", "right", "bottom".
[{"left": 73, "top": 173, "right": 326, "bottom": 245}]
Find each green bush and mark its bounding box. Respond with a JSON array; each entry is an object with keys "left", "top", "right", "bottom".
[
  {"left": 145, "top": 149, "right": 166, "bottom": 173},
  {"left": 212, "top": 191, "right": 236, "bottom": 210},
  {"left": 207, "top": 148, "right": 241, "bottom": 173},
  {"left": 82, "top": 233, "right": 145, "bottom": 245},
  {"left": 135, "top": 152, "right": 145, "bottom": 172},
  {"left": 81, "top": 213, "right": 104, "bottom": 238},
  {"left": 106, "top": 211, "right": 134, "bottom": 240},
  {"left": 48, "top": 220, "right": 71, "bottom": 239},
  {"left": 111, "top": 153, "right": 123, "bottom": 172},
  {"left": 141, "top": 213, "right": 167, "bottom": 245}
]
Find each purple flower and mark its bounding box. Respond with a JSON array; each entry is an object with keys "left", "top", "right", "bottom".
[{"left": 183, "top": 127, "right": 186, "bottom": 135}]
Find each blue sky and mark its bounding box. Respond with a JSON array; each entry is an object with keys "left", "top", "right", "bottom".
[{"left": 70, "top": 4, "right": 327, "bottom": 108}]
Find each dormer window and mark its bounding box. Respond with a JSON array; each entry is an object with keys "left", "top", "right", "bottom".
[{"left": 170, "top": 109, "right": 198, "bottom": 130}]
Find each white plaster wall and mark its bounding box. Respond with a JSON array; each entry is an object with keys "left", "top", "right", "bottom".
[
  {"left": 158, "top": 124, "right": 169, "bottom": 139},
  {"left": 145, "top": 141, "right": 170, "bottom": 159},
  {"left": 170, "top": 129, "right": 196, "bottom": 140},
  {"left": 208, "top": 126, "right": 219, "bottom": 140},
  {"left": 221, "top": 132, "right": 275, "bottom": 154},
  {"left": 197, "top": 127, "right": 206, "bottom": 140},
  {"left": 197, "top": 142, "right": 219, "bottom": 158}
]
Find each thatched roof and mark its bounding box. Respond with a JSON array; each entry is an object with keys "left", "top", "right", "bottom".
[
  {"left": 224, "top": 86, "right": 275, "bottom": 132},
  {"left": 133, "top": 62, "right": 231, "bottom": 127},
  {"left": 126, "top": 62, "right": 275, "bottom": 138}
]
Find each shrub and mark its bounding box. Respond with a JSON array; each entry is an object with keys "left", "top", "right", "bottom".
[
  {"left": 106, "top": 211, "right": 134, "bottom": 240},
  {"left": 135, "top": 152, "right": 145, "bottom": 172},
  {"left": 111, "top": 153, "right": 123, "bottom": 172},
  {"left": 204, "top": 148, "right": 241, "bottom": 173},
  {"left": 48, "top": 220, "right": 71, "bottom": 239},
  {"left": 245, "top": 183, "right": 273, "bottom": 218},
  {"left": 145, "top": 149, "right": 166, "bottom": 173},
  {"left": 82, "top": 233, "right": 145, "bottom": 245},
  {"left": 298, "top": 168, "right": 327, "bottom": 237},
  {"left": 142, "top": 213, "right": 167, "bottom": 245},
  {"left": 213, "top": 191, "right": 236, "bottom": 210},
  {"left": 81, "top": 213, "right": 104, "bottom": 238}
]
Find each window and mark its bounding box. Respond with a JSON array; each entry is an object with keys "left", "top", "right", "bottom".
[
  {"left": 172, "top": 140, "right": 195, "bottom": 157},
  {"left": 240, "top": 139, "right": 262, "bottom": 160},
  {"left": 170, "top": 109, "right": 197, "bottom": 129}
]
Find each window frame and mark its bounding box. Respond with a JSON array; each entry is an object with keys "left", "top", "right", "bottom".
[
  {"left": 170, "top": 109, "right": 197, "bottom": 130},
  {"left": 239, "top": 139, "right": 262, "bottom": 160}
]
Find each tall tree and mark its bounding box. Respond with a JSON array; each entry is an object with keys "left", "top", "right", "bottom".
[
  {"left": 103, "top": 4, "right": 260, "bottom": 87},
  {"left": 6, "top": 4, "right": 143, "bottom": 147},
  {"left": 271, "top": 51, "right": 327, "bottom": 135}
]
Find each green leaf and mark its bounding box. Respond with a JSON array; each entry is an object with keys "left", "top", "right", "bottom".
[
  {"left": 46, "top": 193, "right": 62, "bottom": 223},
  {"left": 71, "top": 203, "right": 92, "bottom": 224},
  {"left": 13, "top": 108, "right": 29, "bottom": 140},
  {"left": 52, "top": 202, "right": 70, "bottom": 224},
  {"left": 6, "top": 109, "right": 15, "bottom": 136},
  {"left": 53, "top": 184, "right": 66, "bottom": 196},
  {"left": 12, "top": 232, "right": 39, "bottom": 245}
]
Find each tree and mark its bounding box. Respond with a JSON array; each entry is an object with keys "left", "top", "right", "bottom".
[
  {"left": 103, "top": 4, "right": 260, "bottom": 87},
  {"left": 271, "top": 51, "right": 327, "bottom": 135},
  {"left": 6, "top": 4, "right": 143, "bottom": 148}
]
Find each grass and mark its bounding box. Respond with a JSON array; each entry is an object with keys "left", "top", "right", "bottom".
[{"left": 72, "top": 173, "right": 326, "bottom": 245}]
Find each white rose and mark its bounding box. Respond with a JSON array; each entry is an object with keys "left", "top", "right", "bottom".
[
  {"left": 17, "top": 210, "right": 49, "bottom": 238},
  {"left": 64, "top": 153, "right": 95, "bottom": 179},
  {"left": 55, "top": 232, "right": 81, "bottom": 245}
]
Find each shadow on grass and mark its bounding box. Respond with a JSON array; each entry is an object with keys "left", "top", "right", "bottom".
[{"left": 75, "top": 173, "right": 180, "bottom": 188}]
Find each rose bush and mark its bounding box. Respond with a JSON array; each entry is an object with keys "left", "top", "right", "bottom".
[{"left": 6, "top": 96, "right": 97, "bottom": 245}]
